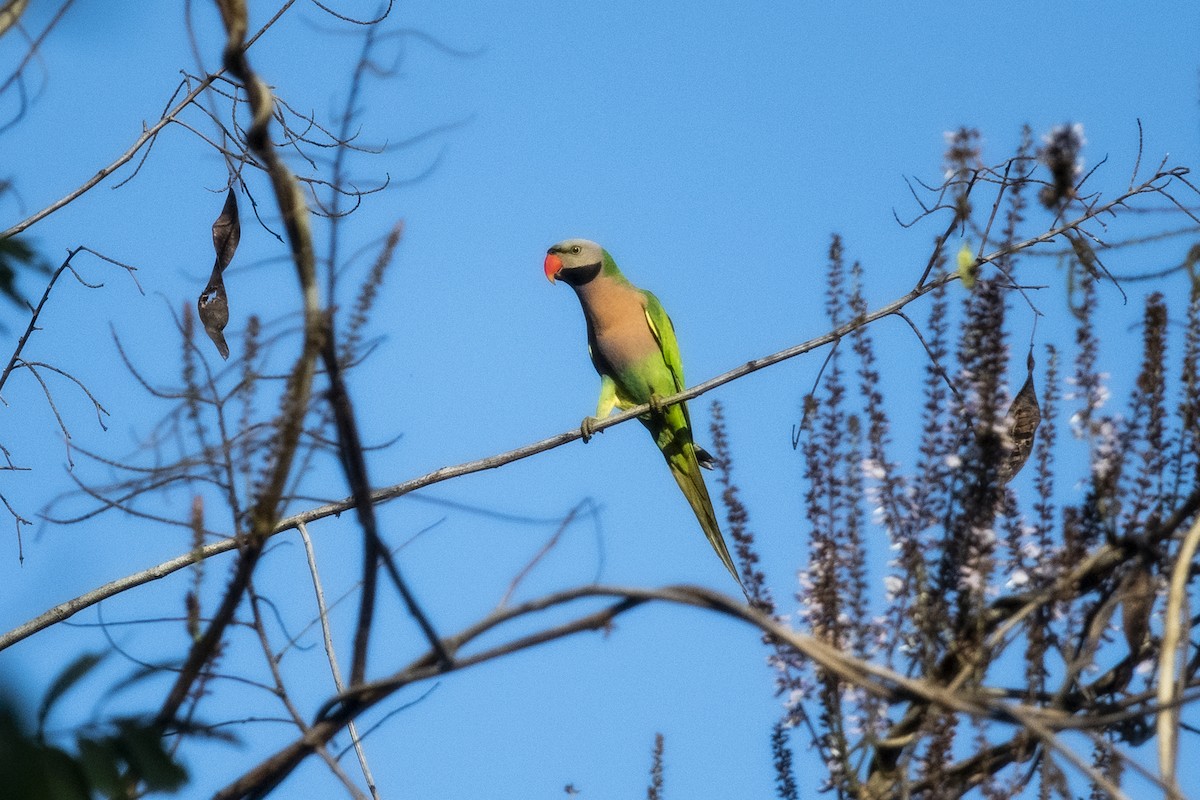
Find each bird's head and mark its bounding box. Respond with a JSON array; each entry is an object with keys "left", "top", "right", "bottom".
[{"left": 544, "top": 239, "right": 605, "bottom": 286}]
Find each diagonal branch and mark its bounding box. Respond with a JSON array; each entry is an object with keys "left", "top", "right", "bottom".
[
  {"left": 213, "top": 583, "right": 1135, "bottom": 799},
  {"left": 3, "top": 267, "right": 949, "bottom": 652},
  {"left": 0, "top": 0, "right": 298, "bottom": 240},
  {"left": 3, "top": 164, "right": 1193, "bottom": 655}
]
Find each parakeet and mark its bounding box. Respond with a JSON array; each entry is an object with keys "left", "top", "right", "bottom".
[{"left": 544, "top": 238, "right": 743, "bottom": 589}]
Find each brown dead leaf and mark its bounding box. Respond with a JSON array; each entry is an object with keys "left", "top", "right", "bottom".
[
  {"left": 211, "top": 188, "right": 241, "bottom": 271},
  {"left": 1119, "top": 563, "right": 1155, "bottom": 655},
  {"left": 198, "top": 189, "right": 240, "bottom": 359},
  {"left": 999, "top": 350, "right": 1041, "bottom": 484}
]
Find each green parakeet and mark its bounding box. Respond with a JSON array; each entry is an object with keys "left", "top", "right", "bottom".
[{"left": 544, "top": 238, "right": 743, "bottom": 589}]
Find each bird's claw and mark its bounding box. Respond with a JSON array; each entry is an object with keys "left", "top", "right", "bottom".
[
  {"left": 580, "top": 416, "right": 600, "bottom": 443},
  {"left": 649, "top": 393, "right": 668, "bottom": 415}
]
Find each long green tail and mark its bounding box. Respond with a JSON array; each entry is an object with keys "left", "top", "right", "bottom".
[
  {"left": 651, "top": 411, "right": 744, "bottom": 591},
  {"left": 667, "top": 452, "right": 743, "bottom": 588}
]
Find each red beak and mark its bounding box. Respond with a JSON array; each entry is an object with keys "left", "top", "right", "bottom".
[{"left": 543, "top": 252, "right": 563, "bottom": 283}]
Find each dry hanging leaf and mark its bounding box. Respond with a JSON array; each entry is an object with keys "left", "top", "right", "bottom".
[
  {"left": 198, "top": 189, "right": 241, "bottom": 359},
  {"left": 211, "top": 187, "right": 241, "bottom": 268},
  {"left": 1119, "top": 563, "right": 1155, "bottom": 655},
  {"left": 999, "top": 350, "right": 1041, "bottom": 484}
]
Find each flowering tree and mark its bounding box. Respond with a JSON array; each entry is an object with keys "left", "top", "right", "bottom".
[{"left": 751, "top": 126, "right": 1200, "bottom": 799}]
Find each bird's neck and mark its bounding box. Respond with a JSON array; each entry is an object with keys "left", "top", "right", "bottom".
[{"left": 571, "top": 272, "right": 641, "bottom": 321}]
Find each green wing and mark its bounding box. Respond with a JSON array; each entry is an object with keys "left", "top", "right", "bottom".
[
  {"left": 640, "top": 291, "right": 741, "bottom": 588},
  {"left": 642, "top": 290, "right": 704, "bottom": 446},
  {"left": 641, "top": 291, "right": 686, "bottom": 395}
]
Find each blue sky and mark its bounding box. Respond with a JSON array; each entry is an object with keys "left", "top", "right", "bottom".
[{"left": 2, "top": 1, "right": 1200, "bottom": 797}]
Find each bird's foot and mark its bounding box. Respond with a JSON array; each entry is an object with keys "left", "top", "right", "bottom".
[
  {"left": 649, "top": 393, "right": 669, "bottom": 415},
  {"left": 580, "top": 416, "right": 601, "bottom": 443}
]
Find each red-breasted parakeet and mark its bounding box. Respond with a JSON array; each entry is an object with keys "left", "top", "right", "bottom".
[{"left": 544, "top": 238, "right": 742, "bottom": 589}]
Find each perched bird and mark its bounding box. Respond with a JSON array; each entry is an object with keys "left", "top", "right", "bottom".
[{"left": 544, "top": 238, "right": 742, "bottom": 588}]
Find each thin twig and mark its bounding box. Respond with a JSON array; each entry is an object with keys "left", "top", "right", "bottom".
[
  {"left": 1, "top": 246, "right": 137, "bottom": 396},
  {"left": 0, "top": 0, "right": 298, "bottom": 239},
  {"left": 245, "top": 583, "right": 369, "bottom": 800},
  {"left": 498, "top": 501, "right": 587, "bottom": 607},
  {"left": 4, "top": 177, "right": 1193, "bottom": 653},
  {"left": 0, "top": 0, "right": 77, "bottom": 105},
  {"left": 156, "top": 0, "right": 324, "bottom": 729},
  {"left": 298, "top": 521, "right": 378, "bottom": 799},
  {"left": 892, "top": 310, "right": 965, "bottom": 406}
]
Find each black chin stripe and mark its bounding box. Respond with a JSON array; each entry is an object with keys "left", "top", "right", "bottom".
[{"left": 559, "top": 261, "right": 602, "bottom": 286}]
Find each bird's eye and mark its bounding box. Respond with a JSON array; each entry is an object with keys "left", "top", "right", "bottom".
[{"left": 571, "top": 245, "right": 581, "bottom": 254}]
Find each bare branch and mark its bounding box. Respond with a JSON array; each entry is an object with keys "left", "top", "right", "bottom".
[
  {"left": 299, "top": 521, "right": 378, "bottom": 799},
  {"left": 156, "top": 0, "right": 324, "bottom": 729},
  {"left": 1, "top": 1, "right": 299, "bottom": 239},
  {"left": 1156, "top": 516, "right": 1200, "bottom": 798},
  {"left": 5, "top": 164, "right": 1194, "bottom": 653}
]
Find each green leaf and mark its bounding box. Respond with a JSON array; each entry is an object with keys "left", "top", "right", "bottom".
[
  {"left": 36, "top": 651, "right": 108, "bottom": 738},
  {"left": 76, "top": 737, "right": 124, "bottom": 798},
  {"left": 105, "top": 660, "right": 179, "bottom": 696},
  {"left": 113, "top": 720, "right": 187, "bottom": 792},
  {"left": 0, "top": 234, "right": 49, "bottom": 308},
  {"left": 42, "top": 744, "right": 93, "bottom": 800}
]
